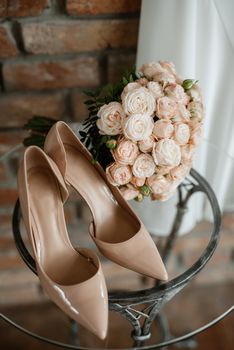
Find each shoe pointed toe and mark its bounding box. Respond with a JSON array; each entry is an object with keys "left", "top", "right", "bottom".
[
  {"left": 37, "top": 249, "right": 108, "bottom": 340},
  {"left": 91, "top": 224, "right": 168, "bottom": 281},
  {"left": 76, "top": 289, "right": 108, "bottom": 339}
]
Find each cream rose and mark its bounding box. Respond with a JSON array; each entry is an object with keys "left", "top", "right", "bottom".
[
  {"left": 97, "top": 102, "right": 125, "bottom": 135},
  {"left": 120, "top": 185, "right": 140, "bottom": 201},
  {"left": 172, "top": 104, "right": 191, "bottom": 123},
  {"left": 147, "top": 81, "right": 164, "bottom": 99},
  {"left": 152, "top": 190, "right": 176, "bottom": 201},
  {"left": 165, "top": 84, "right": 189, "bottom": 105},
  {"left": 147, "top": 174, "right": 171, "bottom": 195},
  {"left": 106, "top": 162, "right": 132, "bottom": 186},
  {"left": 122, "top": 87, "right": 156, "bottom": 116},
  {"left": 159, "top": 61, "right": 177, "bottom": 77},
  {"left": 136, "top": 77, "right": 149, "bottom": 86},
  {"left": 173, "top": 123, "right": 190, "bottom": 145},
  {"left": 153, "top": 70, "right": 176, "bottom": 85},
  {"left": 180, "top": 144, "right": 196, "bottom": 164},
  {"left": 153, "top": 120, "right": 174, "bottom": 139},
  {"left": 152, "top": 139, "right": 181, "bottom": 167},
  {"left": 131, "top": 176, "right": 146, "bottom": 187},
  {"left": 123, "top": 113, "right": 154, "bottom": 142},
  {"left": 121, "top": 82, "right": 141, "bottom": 100},
  {"left": 187, "top": 84, "right": 203, "bottom": 102},
  {"left": 112, "top": 138, "right": 139, "bottom": 165},
  {"left": 156, "top": 96, "right": 177, "bottom": 119},
  {"left": 155, "top": 165, "right": 173, "bottom": 175},
  {"left": 138, "top": 136, "right": 155, "bottom": 153},
  {"left": 139, "top": 61, "right": 163, "bottom": 79},
  {"left": 169, "top": 164, "right": 191, "bottom": 182},
  {"left": 132, "top": 154, "right": 156, "bottom": 178},
  {"left": 190, "top": 124, "right": 203, "bottom": 146},
  {"left": 187, "top": 101, "right": 204, "bottom": 121}
]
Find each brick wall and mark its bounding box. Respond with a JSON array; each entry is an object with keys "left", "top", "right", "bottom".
[
  {"left": 0, "top": 0, "right": 140, "bottom": 127},
  {"left": 0, "top": 0, "right": 140, "bottom": 256}
]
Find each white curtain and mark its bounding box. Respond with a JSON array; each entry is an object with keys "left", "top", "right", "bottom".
[{"left": 132, "top": 0, "right": 234, "bottom": 235}]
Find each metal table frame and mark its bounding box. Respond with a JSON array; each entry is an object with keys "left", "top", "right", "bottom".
[{"left": 1, "top": 168, "right": 233, "bottom": 349}]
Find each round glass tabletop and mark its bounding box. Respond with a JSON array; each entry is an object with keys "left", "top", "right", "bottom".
[{"left": 0, "top": 134, "right": 233, "bottom": 349}]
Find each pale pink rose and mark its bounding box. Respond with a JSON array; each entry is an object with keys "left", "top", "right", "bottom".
[
  {"left": 147, "top": 81, "right": 164, "bottom": 99},
  {"left": 139, "top": 61, "right": 163, "bottom": 79},
  {"left": 106, "top": 162, "right": 132, "bottom": 186},
  {"left": 153, "top": 70, "right": 176, "bottom": 85},
  {"left": 172, "top": 104, "right": 191, "bottom": 123},
  {"left": 121, "top": 82, "right": 141, "bottom": 100},
  {"left": 122, "top": 87, "right": 156, "bottom": 116},
  {"left": 187, "top": 84, "right": 203, "bottom": 102},
  {"left": 156, "top": 96, "right": 177, "bottom": 119},
  {"left": 138, "top": 136, "right": 155, "bottom": 153},
  {"left": 136, "top": 77, "right": 149, "bottom": 86},
  {"left": 132, "top": 154, "right": 156, "bottom": 178},
  {"left": 120, "top": 185, "right": 140, "bottom": 201},
  {"left": 151, "top": 177, "right": 181, "bottom": 201},
  {"left": 190, "top": 124, "right": 203, "bottom": 146},
  {"left": 173, "top": 123, "right": 190, "bottom": 145},
  {"left": 189, "top": 117, "right": 201, "bottom": 128},
  {"left": 155, "top": 165, "right": 173, "bottom": 175},
  {"left": 165, "top": 84, "right": 190, "bottom": 105},
  {"left": 159, "top": 61, "right": 177, "bottom": 77},
  {"left": 131, "top": 176, "right": 146, "bottom": 187},
  {"left": 153, "top": 120, "right": 174, "bottom": 139},
  {"left": 112, "top": 138, "right": 139, "bottom": 165},
  {"left": 187, "top": 101, "right": 204, "bottom": 122},
  {"left": 147, "top": 174, "right": 171, "bottom": 195},
  {"left": 159, "top": 61, "right": 183, "bottom": 84},
  {"left": 123, "top": 113, "right": 154, "bottom": 142},
  {"left": 169, "top": 164, "right": 191, "bottom": 182},
  {"left": 152, "top": 190, "right": 176, "bottom": 201},
  {"left": 152, "top": 139, "right": 181, "bottom": 167},
  {"left": 180, "top": 144, "right": 196, "bottom": 164},
  {"left": 97, "top": 102, "right": 125, "bottom": 135}
]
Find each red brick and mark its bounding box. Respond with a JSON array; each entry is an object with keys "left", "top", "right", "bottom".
[
  {"left": 108, "top": 52, "right": 136, "bottom": 83},
  {"left": 0, "top": 24, "right": 18, "bottom": 58},
  {"left": 0, "top": 254, "right": 25, "bottom": 270},
  {"left": 0, "top": 234, "right": 16, "bottom": 250},
  {"left": 0, "top": 130, "right": 26, "bottom": 155},
  {"left": 0, "top": 163, "right": 8, "bottom": 182},
  {"left": 0, "top": 0, "right": 48, "bottom": 18},
  {"left": 0, "top": 188, "right": 18, "bottom": 206},
  {"left": 3, "top": 57, "right": 100, "bottom": 91},
  {"left": 21, "top": 19, "right": 139, "bottom": 55},
  {"left": 70, "top": 91, "right": 89, "bottom": 121},
  {"left": 66, "top": 0, "right": 141, "bottom": 15},
  {"left": 0, "top": 213, "right": 12, "bottom": 235},
  {"left": 0, "top": 92, "right": 66, "bottom": 127}
]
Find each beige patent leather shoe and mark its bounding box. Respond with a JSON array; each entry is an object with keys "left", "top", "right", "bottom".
[
  {"left": 17, "top": 146, "right": 108, "bottom": 339},
  {"left": 45, "top": 122, "right": 168, "bottom": 281}
]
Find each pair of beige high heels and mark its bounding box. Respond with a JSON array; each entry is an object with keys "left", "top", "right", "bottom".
[{"left": 18, "top": 121, "right": 168, "bottom": 339}]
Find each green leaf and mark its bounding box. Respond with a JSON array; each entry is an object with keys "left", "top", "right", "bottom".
[
  {"left": 23, "top": 134, "right": 45, "bottom": 148},
  {"left": 79, "top": 131, "right": 87, "bottom": 137},
  {"left": 88, "top": 105, "right": 98, "bottom": 112},
  {"left": 122, "top": 77, "right": 129, "bottom": 86},
  {"left": 182, "top": 79, "right": 198, "bottom": 91},
  {"left": 139, "top": 185, "right": 152, "bottom": 197},
  {"left": 83, "top": 89, "right": 96, "bottom": 97},
  {"left": 84, "top": 99, "right": 95, "bottom": 105}
]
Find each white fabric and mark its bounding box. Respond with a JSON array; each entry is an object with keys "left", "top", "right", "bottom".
[{"left": 134, "top": 0, "right": 234, "bottom": 235}]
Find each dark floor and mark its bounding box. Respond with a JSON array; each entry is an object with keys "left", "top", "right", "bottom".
[{"left": 0, "top": 282, "right": 233, "bottom": 350}]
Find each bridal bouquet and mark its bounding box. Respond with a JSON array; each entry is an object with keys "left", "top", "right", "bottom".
[{"left": 81, "top": 61, "right": 204, "bottom": 202}]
